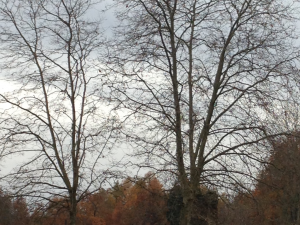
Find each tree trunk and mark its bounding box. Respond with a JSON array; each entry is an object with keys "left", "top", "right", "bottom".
[
  {"left": 179, "top": 188, "right": 218, "bottom": 225},
  {"left": 180, "top": 195, "right": 194, "bottom": 225},
  {"left": 69, "top": 192, "right": 77, "bottom": 225},
  {"left": 70, "top": 207, "right": 77, "bottom": 225}
]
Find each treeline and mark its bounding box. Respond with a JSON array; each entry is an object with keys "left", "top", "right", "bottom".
[
  {"left": 0, "top": 193, "right": 29, "bottom": 225},
  {"left": 1, "top": 173, "right": 217, "bottom": 225},
  {"left": 1, "top": 174, "right": 168, "bottom": 225},
  {"left": 2, "top": 135, "right": 300, "bottom": 225}
]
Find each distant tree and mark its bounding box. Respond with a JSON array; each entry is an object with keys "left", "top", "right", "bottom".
[
  {"left": 0, "top": 1, "right": 117, "bottom": 225},
  {"left": 12, "top": 197, "right": 30, "bottom": 225},
  {"left": 218, "top": 134, "right": 300, "bottom": 225},
  {"left": 218, "top": 192, "right": 260, "bottom": 225},
  {"left": 111, "top": 174, "right": 169, "bottom": 225},
  {"left": 77, "top": 189, "right": 115, "bottom": 225},
  {"left": 0, "top": 190, "right": 30, "bottom": 225},
  {"left": 253, "top": 134, "right": 300, "bottom": 224},
  {"left": 0, "top": 190, "right": 13, "bottom": 225}
]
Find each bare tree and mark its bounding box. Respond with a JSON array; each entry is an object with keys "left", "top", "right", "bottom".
[
  {"left": 0, "top": 1, "right": 118, "bottom": 225},
  {"left": 103, "top": 0, "right": 300, "bottom": 224}
]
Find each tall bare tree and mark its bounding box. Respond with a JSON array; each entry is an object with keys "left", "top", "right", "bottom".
[
  {"left": 103, "top": 0, "right": 300, "bottom": 224},
  {"left": 0, "top": 1, "right": 117, "bottom": 224}
]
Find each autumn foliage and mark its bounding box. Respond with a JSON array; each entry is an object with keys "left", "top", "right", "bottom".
[
  {"left": 219, "top": 135, "right": 300, "bottom": 225},
  {"left": 110, "top": 175, "right": 169, "bottom": 225},
  {"left": 6, "top": 138, "right": 300, "bottom": 225},
  {"left": 23, "top": 173, "right": 168, "bottom": 225},
  {"left": 0, "top": 191, "right": 30, "bottom": 225}
]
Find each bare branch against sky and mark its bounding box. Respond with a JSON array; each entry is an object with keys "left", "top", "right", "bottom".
[
  {"left": 102, "top": 0, "right": 300, "bottom": 224},
  {"left": 0, "top": 1, "right": 119, "bottom": 225}
]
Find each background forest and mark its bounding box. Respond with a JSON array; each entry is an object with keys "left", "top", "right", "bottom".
[{"left": 2, "top": 135, "right": 300, "bottom": 224}]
